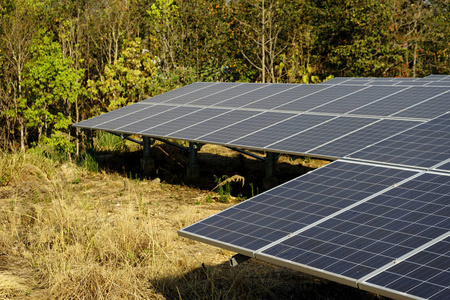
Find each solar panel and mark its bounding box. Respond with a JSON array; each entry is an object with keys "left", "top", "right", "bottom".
[
  {"left": 111, "top": 106, "right": 201, "bottom": 134},
  {"left": 267, "top": 117, "right": 375, "bottom": 156},
  {"left": 188, "top": 83, "right": 266, "bottom": 106},
  {"left": 179, "top": 161, "right": 417, "bottom": 256},
  {"left": 213, "top": 84, "right": 297, "bottom": 108},
  {"left": 139, "top": 108, "right": 227, "bottom": 137},
  {"left": 73, "top": 103, "right": 153, "bottom": 129},
  {"left": 310, "top": 119, "right": 422, "bottom": 158},
  {"left": 361, "top": 235, "right": 450, "bottom": 300},
  {"left": 141, "top": 82, "right": 217, "bottom": 103},
  {"left": 348, "top": 87, "right": 450, "bottom": 117},
  {"left": 230, "top": 114, "right": 333, "bottom": 149},
  {"left": 309, "top": 86, "right": 407, "bottom": 114},
  {"left": 274, "top": 85, "right": 366, "bottom": 112},
  {"left": 72, "top": 76, "right": 450, "bottom": 300},
  {"left": 169, "top": 110, "right": 260, "bottom": 140},
  {"left": 258, "top": 171, "right": 450, "bottom": 286},
  {"left": 197, "top": 111, "right": 294, "bottom": 144},
  {"left": 349, "top": 113, "right": 450, "bottom": 169},
  {"left": 242, "top": 84, "right": 331, "bottom": 110},
  {"left": 435, "top": 161, "right": 450, "bottom": 173},
  {"left": 393, "top": 91, "right": 450, "bottom": 119}
]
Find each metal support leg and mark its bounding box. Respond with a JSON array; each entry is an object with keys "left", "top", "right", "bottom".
[
  {"left": 187, "top": 142, "right": 200, "bottom": 182},
  {"left": 141, "top": 136, "right": 154, "bottom": 173},
  {"left": 229, "top": 254, "right": 251, "bottom": 266},
  {"left": 264, "top": 152, "right": 279, "bottom": 190}
]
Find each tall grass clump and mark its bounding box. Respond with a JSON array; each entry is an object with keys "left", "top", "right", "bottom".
[
  {"left": 0, "top": 149, "right": 225, "bottom": 299},
  {"left": 94, "top": 131, "right": 127, "bottom": 152}
]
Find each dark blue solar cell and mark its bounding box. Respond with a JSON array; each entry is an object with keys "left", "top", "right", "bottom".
[
  {"left": 349, "top": 113, "right": 450, "bottom": 169},
  {"left": 364, "top": 237, "right": 450, "bottom": 300}
]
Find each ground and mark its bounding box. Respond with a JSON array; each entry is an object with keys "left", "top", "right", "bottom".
[{"left": 0, "top": 144, "right": 386, "bottom": 299}]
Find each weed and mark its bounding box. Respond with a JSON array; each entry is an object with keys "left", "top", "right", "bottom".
[{"left": 94, "top": 131, "right": 127, "bottom": 152}]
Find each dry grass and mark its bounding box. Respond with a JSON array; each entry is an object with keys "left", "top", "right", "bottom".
[{"left": 0, "top": 150, "right": 380, "bottom": 300}]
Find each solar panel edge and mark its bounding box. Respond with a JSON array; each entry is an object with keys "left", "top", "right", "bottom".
[
  {"left": 359, "top": 281, "right": 422, "bottom": 300},
  {"left": 177, "top": 229, "right": 255, "bottom": 258},
  {"left": 255, "top": 251, "right": 360, "bottom": 288}
]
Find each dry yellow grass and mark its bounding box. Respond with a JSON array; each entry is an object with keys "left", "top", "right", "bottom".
[{"left": 0, "top": 150, "right": 379, "bottom": 300}]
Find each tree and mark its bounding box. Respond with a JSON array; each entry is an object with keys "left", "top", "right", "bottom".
[
  {"left": 21, "top": 30, "right": 83, "bottom": 149},
  {"left": 0, "top": 0, "right": 37, "bottom": 149}
]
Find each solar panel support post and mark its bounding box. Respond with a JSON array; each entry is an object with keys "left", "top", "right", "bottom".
[
  {"left": 141, "top": 136, "right": 154, "bottom": 173},
  {"left": 229, "top": 254, "right": 251, "bottom": 267},
  {"left": 187, "top": 142, "right": 200, "bottom": 182},
  {"left": 264, "top": 152, "right": 279, "bottom": 189}
]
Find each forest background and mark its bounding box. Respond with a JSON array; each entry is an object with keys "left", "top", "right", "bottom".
[{"left": 1, "top": 0, "right": 449, "bottom": 154}]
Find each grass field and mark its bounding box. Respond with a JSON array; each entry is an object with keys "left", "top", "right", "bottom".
[{"left": 0, "top": 145, "right": 385, "bottom": 299}]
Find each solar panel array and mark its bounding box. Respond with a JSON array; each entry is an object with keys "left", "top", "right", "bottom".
[
  {"left": 73, "top": 76, "right": 450, "bottom": 300},
  {"left": 74, "top": 77, "right": 450, "bottom": 160}
]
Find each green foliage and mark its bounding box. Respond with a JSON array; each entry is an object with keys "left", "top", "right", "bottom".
[
  {"left": 214, "top": 175, "right": 231, "bottom": 203},
  {"left": 20, "top": 29, "right": 83, "bottom": 147},
  {"left": 94, "top": 131, "right": 127, "bottom": 152}
]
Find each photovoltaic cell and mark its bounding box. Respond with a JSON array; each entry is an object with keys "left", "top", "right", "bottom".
[
  {"left": 141, "top": 108, "right": 227, "bottom": 137},
  {"left": 275, "top": 85, "right": 366, "bottom": 112},
  {"left": 230, "top": 114, "right": 333, "bottom": 149},
  {"left": 435, "top": 161, "right": 450, "bottom": 173},
  {"left": 169, "top": 110, "right": 259, "bottom": 140},
  {"left": 161, "top": 82, "right": 243, "bottom": 105},
  {"left": 213, "top": 84, "right": 296, "bottom": 108},
  {"left": 349, "top": 113, "right": 450, "bottom": 169},
  {"left": 362, "top": 236, "right": 450, "bottom": 300},
  {"left": 348, "top": 87, "right": 450, "bottom": 117},
  {"left": 179, "top": 161, "right": 416, "bottom": 254},
  {"left": 188, "top": 83, "right": 266, "bottom": 106},
  {"left": 259, "top": 172, "right": 450, "bottom": 283},
  {"left": 311, "top": 119, "right": 422, "bottom": 158},
  {"left": 198, "top": 112, "right": 294, "bottom": 144},
  {"left": 117, "top": 106, "right": 200, "bottom": 134},
  {"left": 268, "top": 117, "right": 375, "bottom": 155},
  {"left": 392, "top": 91, "right": 450, "bottom": 119},
  {"left": 310, "top": 86, "right": 407, "bottom": 114},
  {"left": 73, "top": 103, "right": 153, "bottom": 129},
  {"left": 242, "top": 84, "right": 330, "bottom": 110},
  {"left": 141, "top": 82, "right": 217, "bottom": 103}
]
